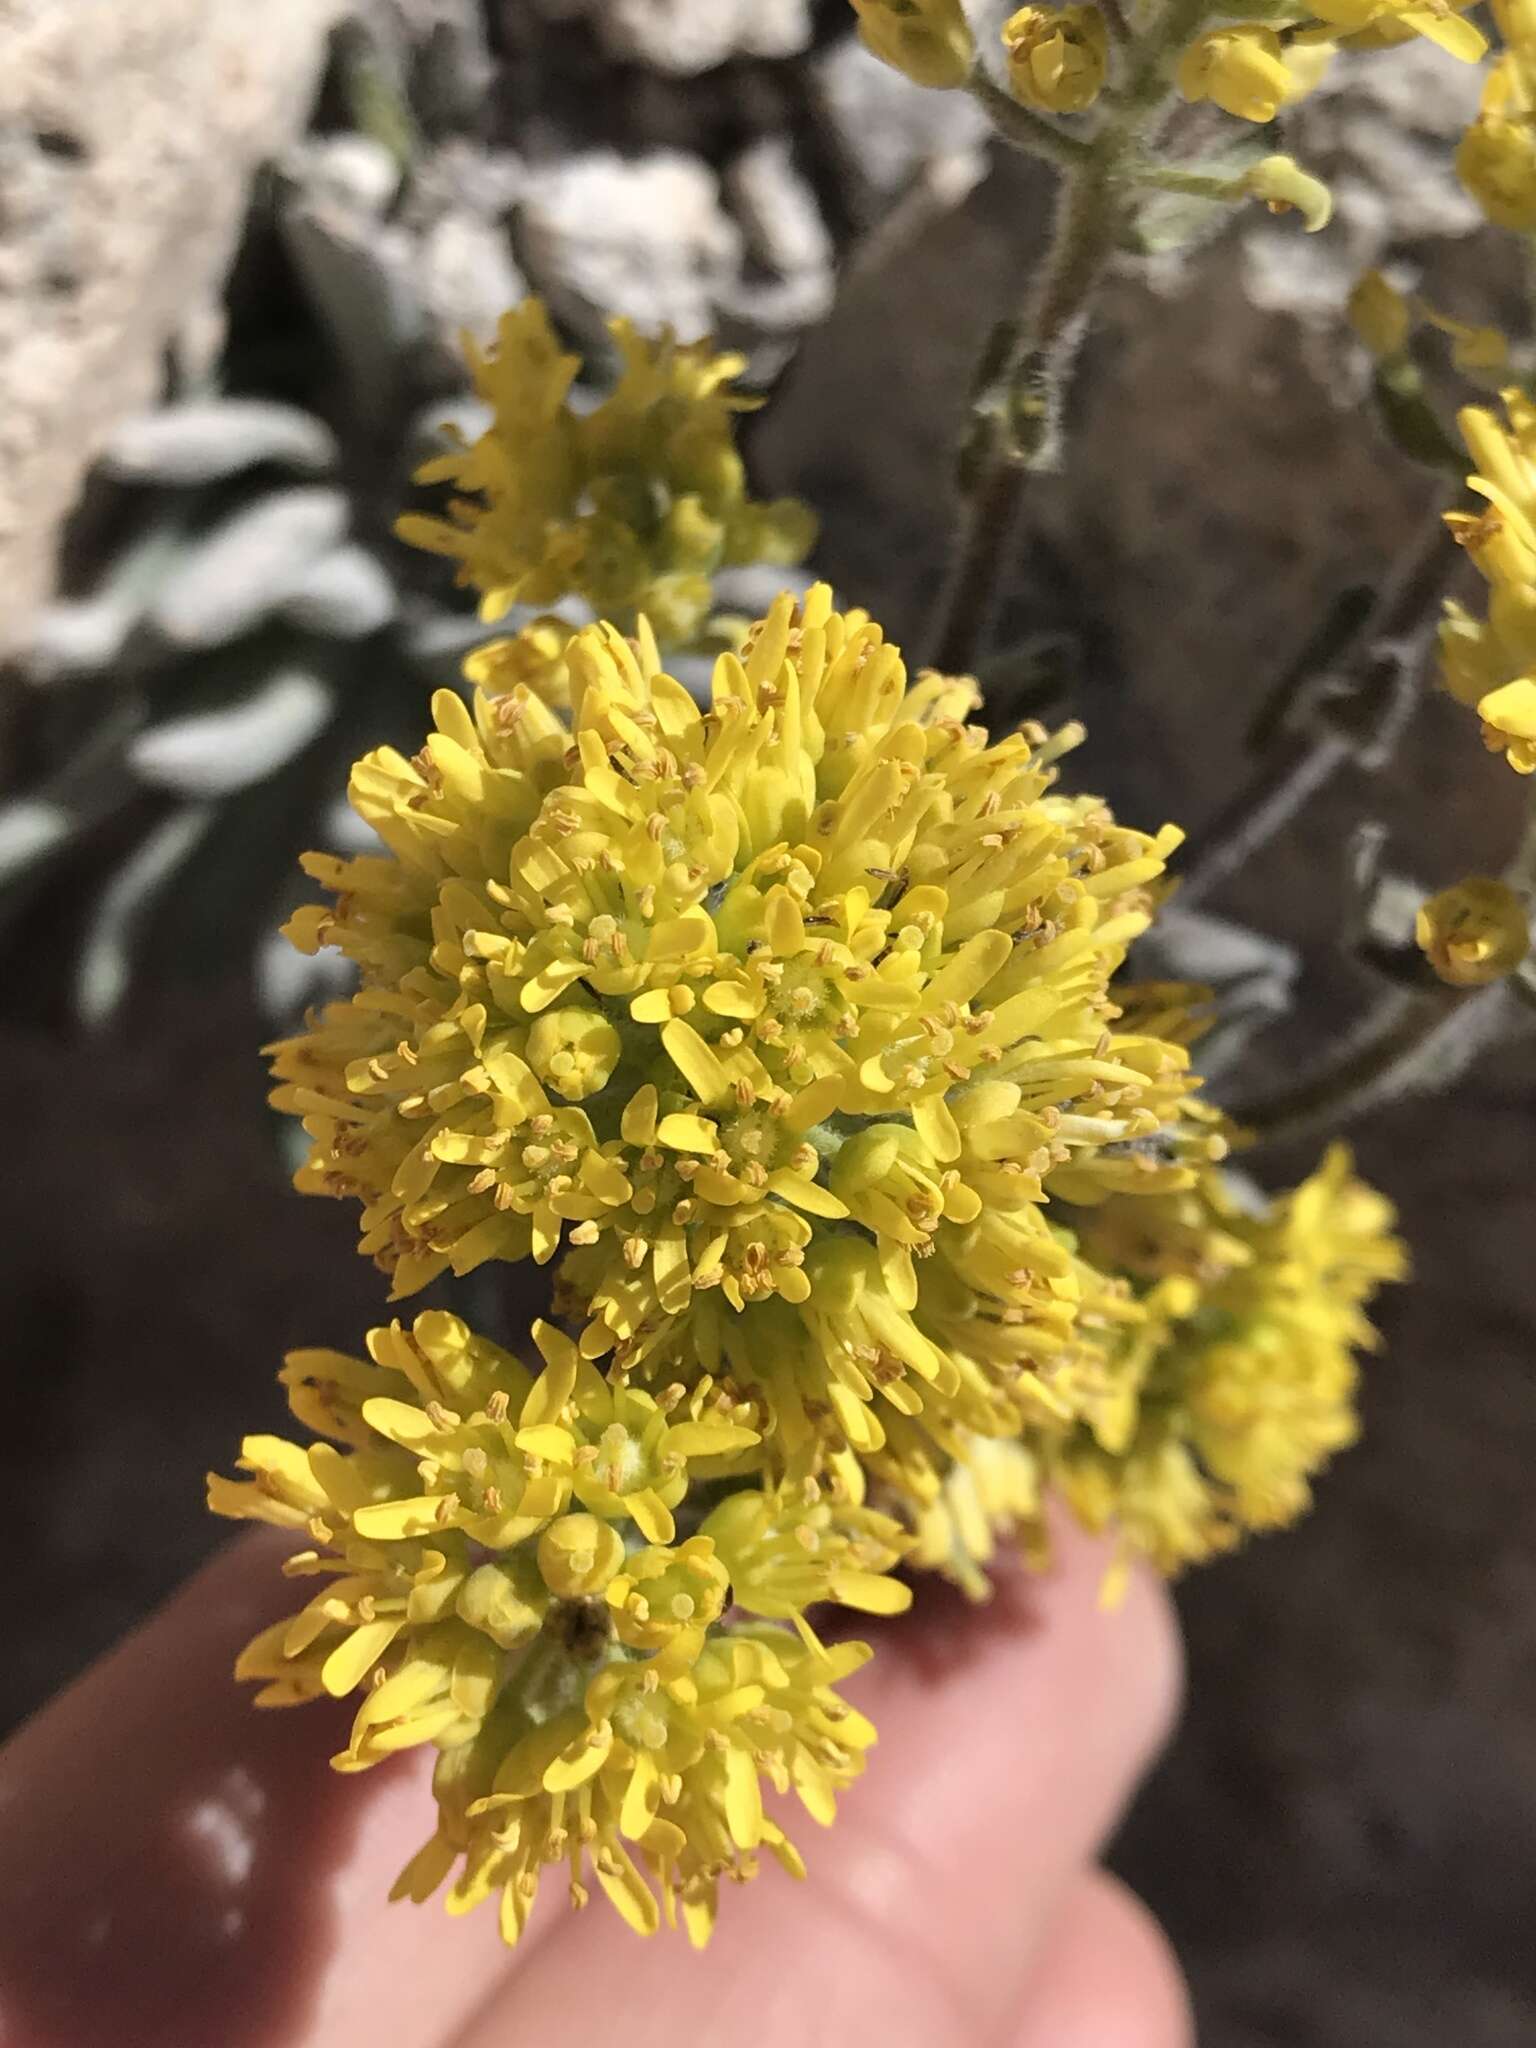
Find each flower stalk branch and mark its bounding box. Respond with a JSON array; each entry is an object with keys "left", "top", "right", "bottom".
[
  {"left": 927, "top": 0, "right": 1220, "bottom": 675},
  {"left": 1178, "top": 505, "right": 1456, "bottom": 909}
]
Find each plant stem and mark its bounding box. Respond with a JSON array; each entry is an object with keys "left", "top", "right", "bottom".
[
  {"left": 1177, "top": 504, "right": 1454, "bottom": 909},
  {"left": 1229, "top": 985, "right": 1484, "bottom": 1148},
  {"left": 927, "top": 0, "right": 1219, "bottom": 675},
  {"left": 927, "top": 155, "right": 1119, "bottom": 673},
  {"left": 968, "top": 67, "right": 1095, "bottom": 168}
]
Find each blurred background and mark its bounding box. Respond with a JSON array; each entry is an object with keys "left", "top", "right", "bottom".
[{"left": 3, "top": 3, "right": 1535, "bottom": 2041}]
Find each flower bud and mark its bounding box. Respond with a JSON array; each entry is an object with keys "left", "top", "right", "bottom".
[
  {"left": 537, "top": 1514, "right": 628, "bottom": 1599},
  {"left": 1244, "top": 154, "right": 1334, "bottom": 234},
  {"left": 1347, "top": 270, "right": 1412, "bottom": 361},
  {"left": 849, "top": 0, "right": 975, "bottom": 90},
  {"left": 1001, "top": 5, "right": 1109, "bottom": 114},
  {"left": 455, "top": 1560, "right": 546, "bottom": 1648},
  {"left": 527, "top": 1007, "right": 623, "bottom": 1101},
  {"left": 1415, "top": 877, "right": 1530, "bottom": 986},
  {"left": 1476, "top": 678, "right": 1536, "bottom": 776},
  {"left": 1177, "top": 27, "right": 1295, "bottom": 122}
]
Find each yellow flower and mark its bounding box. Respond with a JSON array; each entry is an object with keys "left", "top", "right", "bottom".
[
  {"left": 1441, "top": 389, "right": 1536, "bottom": 772},
  {"left": 1177, "top": 28, "right": 1312, "bottom": 123},
  {"left": 1416, "top": 877, "right": 1531, "bottom": 986},
  {"left": 271, "top": 585, "right": 1209, "bottom": 1494},
  {"left": 1458, "top": 112, "right": 1536, "bottom": 231},
  {"left": 1051, "top": 1148, "right": 1405, "bottom": 1573},
  {"left": 1307, "top": 0, "right": 1486, "bottom": 57},
  {"left": 463, "top": 615, "right": 580, "bottom": 710},
  {"left": 1001, "top": 5, "right": 1109, "bottom": 115},
  {"left": 397, "top": 300, "right": 815, "bottom": 645},
  {"left": 401, "top": 1624, "right": 873, "bottom": 1949},
  {"left": 849, "top": 0, "right": 976, "bottom": 88},
  {"left": 210, "top": 1306, "right": 893, "bottom": 1946}
]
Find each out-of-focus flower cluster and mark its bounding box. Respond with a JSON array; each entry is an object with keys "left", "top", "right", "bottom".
[
  {"left": 917, "top": 1147, "right": 1405, "bottom": 1588},
  {"left": 397, "top": 300, "right": 815, "bottom": 658}
]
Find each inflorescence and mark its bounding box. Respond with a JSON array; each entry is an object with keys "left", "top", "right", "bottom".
[{"left": 211, "top": 0, "right": 1437, "bottom": 1931}]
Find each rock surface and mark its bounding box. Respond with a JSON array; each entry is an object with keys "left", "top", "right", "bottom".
[{"left": 0, "top": 0, "right": 343, "bottom": 654}]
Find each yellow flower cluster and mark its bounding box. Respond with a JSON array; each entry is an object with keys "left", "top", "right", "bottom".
[
  {"left": 271, "top": 584, "right": 1220, "bottom": 1504},
  {"left": 912, "top": 1150, "right": 1405, "bottom": 1592},
  {"left": 222, "top": 249, "right": 1411, "bottom": 1948},
  {"left": 1053, "top": 1147, "right": 1406, "bottom": 1577},
  {"left": 1441, "top": 389, "right": 1536, "bottom": 775},
  {"left": 397, "top": 300, "right": 815, "bottom": 649},
  {"left": 210, "top": 1309, "right": 908, "bottom": 1945}
]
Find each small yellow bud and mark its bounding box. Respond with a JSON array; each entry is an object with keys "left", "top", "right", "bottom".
[
  {"left": 1347, "top": 270, "right": 1412, "bottom": 360},
  {"left": 1457, "top": 116, "right": 1536, "bottom": 233},
  {"left": 527, "top": 1007, "right": 623, "bottom": 1101},
  {"left": 849, "top": 0, "right": 975, "bottom": 90},
  {"left": 455, "top": 1561, "right": 545, "bottom": 1648},
  {"left": 1177, "top": 27, "right": 1295, "bottom": 122},
  {"left": 1001, "top": 5, "right": 1109, "bottom": 114},
  {"left": 1415, "top": 878, "right": 1530, "bottom": 987},
  {"left": 1244, "top": 154, "right": 1334, "bottom": 234},
  {"left": 538, "top": 1514, "right": 628, "bottom": 1599}
]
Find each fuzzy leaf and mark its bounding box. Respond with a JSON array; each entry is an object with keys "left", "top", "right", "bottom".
[
  {"left": 129, "top": 670, "right": 333, "bottom": 797},
  {"left": 149, "top": 490, "right": 350, "bottom": 648},
  {"left": 101, "top": 401, "right": 337, "bottom": 486}
]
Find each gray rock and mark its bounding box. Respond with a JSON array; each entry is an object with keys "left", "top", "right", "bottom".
[
  {"left": 518, "top": 150, "right": 742, "bottom": 341},
  {"left": 726, "top": 137, "right": 833, "bottom": 280},
  {"left": 812, "top": 31, "right": 988, "bottom": 216},
  {"left": 286, "top": 132, "right": 403, "bottom": 218},
  {"left": 419, "top": 210, "right": 527, "bottom": 349},
  {"left": 0, "top": 0, "right": 343, "bottom": 655},
  {"left": 532, "top": 0, "right": 813, "bottom": 74}
]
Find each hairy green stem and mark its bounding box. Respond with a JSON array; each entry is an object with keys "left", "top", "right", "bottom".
[
  {"left": 968, "top": 66, "right": 1095, "bottom": 167},
  {"left": 927, "top": 0, "right": 1219, "bottom": 675},
  {"left": 927, "top": 155, "right": 1120, "bottom": 675}
]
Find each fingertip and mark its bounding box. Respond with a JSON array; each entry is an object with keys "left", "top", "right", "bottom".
[{"left": 1010, "top": 1869, "right": 1194, "bottom": 2048}]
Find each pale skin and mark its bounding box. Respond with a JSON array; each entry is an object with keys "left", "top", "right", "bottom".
[{"left": 0, "top": 1519, "right": 1191, "bottom": 2048}]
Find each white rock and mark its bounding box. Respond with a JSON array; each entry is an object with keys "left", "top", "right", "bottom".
[
  {"left": 533, "top": 0, "right": 813, "bottom": 73},
  {"left": 519, "top": 151, "right": 742, "bottom": 341}
]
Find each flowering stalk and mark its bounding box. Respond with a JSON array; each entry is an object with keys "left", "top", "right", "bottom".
[{"left": 927, "top": 0, "right": 1225, "bottom": 674}]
